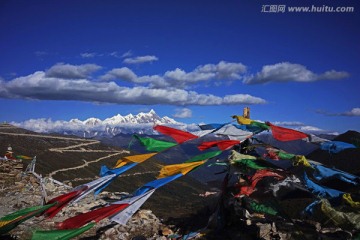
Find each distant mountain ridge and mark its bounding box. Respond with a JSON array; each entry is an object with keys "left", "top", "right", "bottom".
[{"left": 12, "top": 109, "right": 183, "bottom": 137}]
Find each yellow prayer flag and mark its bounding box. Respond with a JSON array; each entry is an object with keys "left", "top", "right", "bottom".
[
  {"left": 293, "top": 155, "right": 312, "bottom": 168},
  {"left": 343, "top": 193, "right": 360, "bottom": 208},
  {"left": 232, "top": 115, "right": 253, "bottom": 125},
  {"left": 157, "top": 161, "right": 206, "bottom": 179},
  {"left": 229, "top": 150, "right": 257, "bottom": 162},
  {"left": 114, "top": 153, "right": 157, "bottom": 168}
]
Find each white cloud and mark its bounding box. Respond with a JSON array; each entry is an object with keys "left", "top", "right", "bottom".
[
  {"left": 45, "top": 63, "right": 102, "bottom": 79},
  {"left": 223, "top": 94, "right": 267, "bottom": 104},
  {"left": 173, "top": 108, "right": 192, "bottom": 118},
  {"left": 263, "top": 121, "right": 337, "bottom": 135},
  {"left": 11, "top": 118, "right": 93, "bottom": 133},
  {"left": 79, "top": 51, "right": 134, "bottom": 59},
  {"left": 317, "top": 70, "right": 350, "bottom": 80},
  {"left": 1, "top": 70, "right": 267, "bottom": 106},
  {"left": 346, "top": 108, "right": 360, "bottom": 116},
  {"left": 198, "top": 61, "right": 247, "bottom": 79},
  {"left": 294, "top": 125, "right": 338, "bottom": 135},
  {"left": 101, "top": 60, "right": 247, "bottom": 89},
  {"left": 120, "top": 50, "right": 132, "bottom": 58},
  {"left": 243, "top": 62, "right": 349, "bottom": 84},
  {"left": 272, "top": 121, "right": 305, "bottom": 126},
  {"left": 101, "top": 67, "right": 137, "bottom": 81},
  {"left": 164, "top": 61, "right": 246, "bottom": 84},
  {"left": 80, "top": 52, "right": 98, "bottom": 58},
  {"left": 123, "top": 55, "right": 158, "bottom": 64},
  {"left": 317, "top": 107, "right": 360, "bottom": 117}
]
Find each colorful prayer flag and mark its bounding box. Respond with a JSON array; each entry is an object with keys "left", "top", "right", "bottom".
[
  {"left": 303, "top": 172, "right": 344, "bottom": 199},
  {"left": 71, "top": 174, "right": 116, "bottom": 204},
  {"left": 57, "top": 204, "right": 128, "bottom": 230},
  {"left": 0, "top": 203, "right": 55, "bottom": 234},
  {"left": 198, "top": 140, "right": 240, "bottom": 151},
  {"left": 343, "top": 193, "right": 360, "bottom": 208},
  {"left": 43, "top": 189, "right": 85, "bottom": 218},
  {"left": 185, "top": 150, "right": 223, "bottom": 163},
  {"left": 32, "top": 222, "right": 95, "bottom": 240},
  {"left": 134, "top": 135, "right": 177, "bottom": 152},
  {"left": 320, "top": 141, "right": 356, "bottom": 153},
  {"left": 114, "top": 153, "right": 157, "bottom": 168},
  {"left": 154, "top": 125, "right": 198, "bottom": 144},
  {"left": 232, "top": 115, "right": 253, "bottom": 125},
  {"left": 157, "top": 161, "right": 206, "bottom": 179},
  {"left": 110, "top": 189, "right": 156, "bottom": 225},
  {"left": 133, "top": 173, "right": 183, "bottom": 196},
  {"left": 268, "top": 122, "right": 308, "bottom": 142}
]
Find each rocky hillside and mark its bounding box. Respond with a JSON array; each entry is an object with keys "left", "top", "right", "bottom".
[{"left": 0, "top": 159, "right": 180, "bottom": 239}]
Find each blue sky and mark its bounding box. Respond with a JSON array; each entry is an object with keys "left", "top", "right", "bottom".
[{"left": 0, "top": 0, "right": 359, "bottom": 133}]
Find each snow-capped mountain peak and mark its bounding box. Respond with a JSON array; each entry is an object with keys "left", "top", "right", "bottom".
[
  {"left": 83, "top": 117, "right": 102, "bottom": 126},
  {"left": 62, "top": 110, "right": 182, "bottom": 137},
  {"left": 70, "top": 110, "right": 170, "bottom": 126}
]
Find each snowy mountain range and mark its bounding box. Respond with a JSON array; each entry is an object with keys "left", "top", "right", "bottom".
[
  {"left": 70, "top": 109, "right": 178, "bottom": 127},
  {"left": 12, "top": 109, "right": 338, "bottom": 139},
  {"left": 12, "top": 109, "right": 187, "bottom": 137}
]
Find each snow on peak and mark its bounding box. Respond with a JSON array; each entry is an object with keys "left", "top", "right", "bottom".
[
  {"left": 83, "top": 117, "right": 102, "bottom": 126},
  {"left": 13, "top": 110, "right": 184, "bottom": 136},
  {"left": 82, "top": 110, "right": 179, "bottom": 126}
]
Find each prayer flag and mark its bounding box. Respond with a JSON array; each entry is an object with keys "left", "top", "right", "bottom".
[
  {"left": 134, "top": 135, "right": 177, "bottom": 152},
  {"left": 154, "top": 125, "right": 198, "bottom": 144}
]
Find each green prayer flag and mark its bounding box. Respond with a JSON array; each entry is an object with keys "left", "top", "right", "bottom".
[
  {"left": 32, "top": 222, "right": 95, "bottom": 240},
  {"left": 249, "top": 202, "right": 278, "bottom": 216},
  {"left": 185, "top": 150, "right": 223, "bottom": 163},
  {"left": 231, "top": 159, "right": 269, "bottom": 170},
  {"left": 278, "top": 151, "right": 295, "bottom": 160},
  {"left": 134, "top": 135, "right": 177, "bottom": 152},
  {"left": 0, "top": 203, "right": 55, "bottom": 234},
  {"left": 249, "top": 201, "right": 278, "bottom": 216},
  {"left": 250, "top": 121, "right": 270, "bottom": 130}
]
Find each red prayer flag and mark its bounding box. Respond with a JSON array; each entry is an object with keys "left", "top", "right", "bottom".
[
  {"left": 154, "top": 125, "right": 198, "bottom": 144},
  {"left": 43, "top": 188, "right": 86, "bottom": 219},
  {"left": 197, "top": 140, "right": 240, "bottom": 151},
  {"left": 250, "top": 170, "right": 284, "bottom": 187},
  {"left": 263, "top": 151, "right": 280, "bottom": 160},
  {"left": 235, "top": 170, "right": 284, "bottom": 197},
  {"left": 56, "top": 203, "right": 129, "bottom": 230},
  {"left": 268, "top": 123, "right": 308, "bottom": 142}
]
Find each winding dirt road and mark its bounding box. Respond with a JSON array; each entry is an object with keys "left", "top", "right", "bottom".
[{"left": 0, "top": 124, "right": 130, "bottom": 178}]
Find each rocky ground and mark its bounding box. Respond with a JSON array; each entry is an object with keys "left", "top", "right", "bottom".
[{"left": 0, "top": 159, "right": 181, "bottom": 240}]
